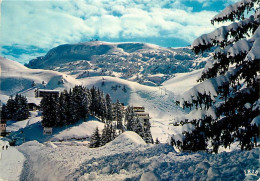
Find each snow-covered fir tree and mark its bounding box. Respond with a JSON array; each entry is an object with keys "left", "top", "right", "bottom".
[
  {"left": 174, "top": 0, "right": 260, "bottom": 153},
  {"left": 100, "top": 122, "right": 117, "bottom": 146},
  {"left": 115, "top": 99, "right": 123, "bottom": 131},
  {"left": 69, "top": 89, "right": 80, "bottom": 124},
  {"left": 89, "top": 86, "right": 98, "bottom": 115},
  {"left": 132, "top": 116, "right": 144, "bottom": 139},
  {"left": 72, "top": 85, "right": 89, "bottom": 120},
  {"left": 41, "top": 95, "right": 59, "bottom": 127},
  {"left": 5, "top": 97, "right": 17, "bottom": 120},
  {"left": 97, "top": 90, "right": 107, "bottom": 122},
  {"left": 125, "top": 106, "right": 135, "bottom": 131},
  {"left": 57, "top": 91, "right": 67, "bottom": 126},
  {"left": 105, "top": 94, "right": 113, "bottom": 123},
  {"left": 142, "top": 118, "right": 154, "bottom": 144},
  {"left": 89, "top": 127, "right": 101, "bottom": 148},
  {"left": 3, "top": 95, "right": 29, "bottom": 121}
]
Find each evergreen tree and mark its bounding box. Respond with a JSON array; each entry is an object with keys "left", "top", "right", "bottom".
[
  {"left": 5, "top": 95, "right": 29, "bottom": 121},
  {"left": 100, "top": 122, "right": 118, "bottom": 146},
  {"left": 82, "top": 89, "right": 90, "bottom": 120},
  {"left": 125, "top": 106, "right": 135, "bottom": 131},
  {"left": 155, "top": 138, "right": 160, "bottom": 144},
  {"left": 89, "top": 127, "right": 101, "bottom": 148},
  {"left": 72, "top": 85, "right": 88, "bottom": 120},
  {"left": 64, "top": 90, "right": 73, "bottom": 125},
  {"left": 13, "top": 94, "right": 29, "bottom": 121},
  {"left": 97, "top": 90, "right": 107, "bottom": 122},
  {"left": 115, "top": 100, "right": 123, "bottom": 131},
  {"left": 89, "top": 86, "right": 98, "bottom": 115},
  {"left": 1, "top": 104, "right": 8, "bottom": 120},
  {"left": 69, "top": 89, "right": 79, "bottom": 124},
  {"left": 142, "top": 118, "right": 153, "bottom": 144},
  {"left": 132, "top": 116, "right": 144, "bottom": 138},
  {"left": 41, "top": 95, "right": 58, "bottom": 127},
  {"left": 105, "top": 94, "right": 113, "bottom": 123},
  {"left": 57, "top": 91, "right": 67, "bottom": 126},
  {"left": 5, "top": 96, "right": 17, "bottom": 120},
  {"left": 174, "top": 0, "right": 260, "bottom": 153}
]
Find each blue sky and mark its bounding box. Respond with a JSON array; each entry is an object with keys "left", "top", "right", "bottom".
[{"left": 0, "top": 0, "right": 237, "bottom": 64}]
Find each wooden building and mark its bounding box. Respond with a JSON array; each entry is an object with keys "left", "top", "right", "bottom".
[
  {"left": 28, "top": 103, "right": 40, "bottom": 111},
  {"left": 35, "top": 89, "right": 60, "bottom": 98},
  {"left": 0, "top": 101, "right": 7, "bottom": 136}
]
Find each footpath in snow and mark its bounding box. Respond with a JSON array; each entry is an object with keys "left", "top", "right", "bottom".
[{"left": 0, "top": 139, "right": 25, "bottom": 181}]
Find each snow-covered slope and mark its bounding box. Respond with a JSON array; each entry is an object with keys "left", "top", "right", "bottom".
[
  {"left": 25, "top": 41, "right": 210, "bottom": 85},
  {"left": 0, "top": 139, "right": 25, "bottom": 181},
  {"left": 1, "top": 56, "right": 190, "bottom": 143},
  {"left": 17, "top": 137, "right": 259, "bottom": 181},
  {"left": 0, "top": 57, "right": 81, "bottom": 97}
]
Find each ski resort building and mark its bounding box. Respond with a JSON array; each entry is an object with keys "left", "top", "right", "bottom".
[
  {"left": 0, "top": 101, "right": 6, "bottom": 136},
  {"left": 28, "top": 103, "right": 40, "bottom": 111},
  {"left": 133, "top": 106, "right": 151, "bottom": 122},
  {"left": 133, "top": 106, "right": 145, "bottom": 112},
  {"left": 35, "top": 89, "right": 60, "bottom": 98}
]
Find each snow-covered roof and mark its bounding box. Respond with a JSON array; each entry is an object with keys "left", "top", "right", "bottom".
[{"left": 37, "top": 89, "right": 60, "bottom": 93}]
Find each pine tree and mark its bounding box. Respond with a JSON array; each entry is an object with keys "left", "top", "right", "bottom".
[
  {"left": 13, "top": 94, "right": 29, "bottom": 121},
  {"left": 90, "top": 86, "right": 98, "bottom": 115},
  {"left": 125, "top": 106, "right": 135, "bottom": 131},
  {"left": 132, "top": 116, "right": 144, "bottom": 138},
  {"left": 89, "top": 127, "right": 101, "bottom": 148},
  {"left": 105, "top": 94, "right": 113, "bottom": 123},
  {"left": 41, "top": 95, "right": 58, "bottom": 127},
  {"left": 5, "top": 96, "right": 17, "bottom": 120},
  {"left": 1, "top": 104, "right": 8, "bottom": 120},
  {"left": 97, "top": 90, "right": 107, "bottom": 122},
  {"left": 142, "top": 118, "right": 154, "bottom": 144},
  {"left": 57, "top": 91, "right": 67, "bottom": 126},
  {"left": 5, "top": 95, "right": 29, "bottom": 121},
  {"left": 82, "top": 88, "right": 90, "bottom": 120},
  {"left": 69, "top": 89, "right": 79, "bottom": 124},
  {"left": 174, "top": 0, "right": 260, "bottom": 153},
  {"left": 115, "top": 100, "right": 123, "bottom": 130},
  {"left": 72, "top": 85, "right": 88, "bottom": 120}
]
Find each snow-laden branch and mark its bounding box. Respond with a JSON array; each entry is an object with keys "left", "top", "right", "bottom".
[
  {"left": 211, "top": 0, "right": 258, "bottom": 23},
  {"left": 192, "top": 15, "right": 259, "bottom": 53}
]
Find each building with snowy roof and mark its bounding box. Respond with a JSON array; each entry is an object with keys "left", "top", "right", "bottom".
[
  {"left": 35, "top": 89, "right": 60, "bottom": 98},
  {"left": 133, "top": 106, "right": 151, "bottom": 123}
]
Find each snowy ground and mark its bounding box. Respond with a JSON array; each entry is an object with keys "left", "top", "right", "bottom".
[
  {"left": 0, "top": 57, "right": 191, "bottom": 143},
  {"left": 0, "top": 140, "right": 25, "bottom": 181},
  {"left": 17, "top": 132, "right": 260, "bottom": 181}
]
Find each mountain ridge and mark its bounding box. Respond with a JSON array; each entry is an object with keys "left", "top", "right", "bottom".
[{"left": 25, "top": 41, "right": 210, "bottom": 86}]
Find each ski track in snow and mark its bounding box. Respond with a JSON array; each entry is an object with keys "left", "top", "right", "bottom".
[{"left": 0, "top": 140, "right": 25, "bottom": 181}]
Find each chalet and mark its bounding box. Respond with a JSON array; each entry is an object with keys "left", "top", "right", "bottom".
[
  {"left": 0, "top": 101, "right": 6, "bottom": 136},
  {"left": 28, "top": 103, "right": 40, "bottom": 111},
  {"left": 133, "top": 106, "right": 145, "bottom": 112},
  {"left": 35, "top": 89, "right": 60, "bottom": 98}
]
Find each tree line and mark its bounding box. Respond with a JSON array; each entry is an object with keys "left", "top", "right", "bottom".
[
  {"left": 1, "top": 94, "right": 29, "bottom": 121},
  {"left": 40, "top": 85, "right": 154, "bottom": 146}
]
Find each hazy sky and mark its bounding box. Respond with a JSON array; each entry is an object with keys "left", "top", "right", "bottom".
[{"left": 0, "top": 0, "right": 237, "bottom": 64}]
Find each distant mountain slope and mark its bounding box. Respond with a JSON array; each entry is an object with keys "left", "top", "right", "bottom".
[
  {"left": 0, "top": 57, "right": 81, "bottom": 96},
  {"left": 1, "top": 56, "right": 197, "bottom": 142},
  {"left": 25, "top": 41, "right": 211, "bottom": 85}
]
